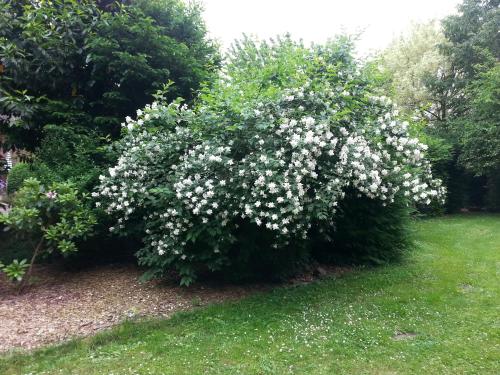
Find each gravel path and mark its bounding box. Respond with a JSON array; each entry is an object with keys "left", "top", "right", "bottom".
[{"left": 0, "top": 264, "right": 268, "bottom": 353}]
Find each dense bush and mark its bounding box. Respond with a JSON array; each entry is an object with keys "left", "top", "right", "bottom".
[
  {"left": 96, "top": 37, "right": 444, "bottom": 285},
  {"left": 6, "top": 162, "right": 56, "bottom": 195},
  {"left": 312, "top": 193, "right": 413, "bottom": 265},
  {"left": 35, "top": 125, "right": 112, "bottom": 191},
  {"left": 1, "top": 178, "right": 96, "bottom": 252}
]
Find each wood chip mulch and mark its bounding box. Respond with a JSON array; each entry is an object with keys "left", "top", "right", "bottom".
[
  {"left": 0, "top": 264, "right": 269, "bottom": 353},
  {"left": 0, "top": 263, "right": 346, "bottom": 353}
]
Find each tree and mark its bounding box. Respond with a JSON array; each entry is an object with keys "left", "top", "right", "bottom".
[
  {"left": 0, "top": 0, "right": 219, "bottom": 150},
  {"left": 442, "top": 0, "right": 499, "bottom": 81},
  {"left": 378, "top": 1, "right": 499, "bottom": 124},
  {"left": 440, "top": 0, "right": 500, "bottom": 210},
  {"left": 376, "top": 1, "right": 500, "bottom": 211},
  {"left": 376, "top": 21, "right": 454, "bottom": 122},
  {"left": 458, "top": 65, "right": 500, "bottom": 176},
  {"left": 432, "top": 0, "right": 500, "bottom": 123},
  {"left": 374, "top": 23, "right": 458, "bottom": 211}
]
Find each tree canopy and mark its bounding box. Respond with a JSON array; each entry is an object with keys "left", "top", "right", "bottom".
[
  {"left": 375, "top": 0, "right": 499, "bottom": 211},
  {"left": 0, "top": 0, "right": 219, "bottom": 150},
  {"left": 376, "top": 21, "right": 452, "bottom": 121}
]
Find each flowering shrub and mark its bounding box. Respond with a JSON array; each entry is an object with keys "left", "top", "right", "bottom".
[{"left": 96, "top": 37, "right": 445, "bottom": 285}]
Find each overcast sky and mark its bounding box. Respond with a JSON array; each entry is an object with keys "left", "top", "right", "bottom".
[{"left": 201, "top": 0, "right": 461, "bottom": 57}]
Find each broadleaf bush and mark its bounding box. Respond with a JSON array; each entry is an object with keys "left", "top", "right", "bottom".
[
  {"left": 96, "top": 37, "right": 445, "bottom": 285},
  {"left": 0, "top": 178, "right": 96, "bottom": 288}
]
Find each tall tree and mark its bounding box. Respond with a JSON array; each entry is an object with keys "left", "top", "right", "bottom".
[
  {"left": 442, "top": 0, "right": 499, "bottom": 80},
  {"left": 437, "top": 0, "right": 499, "bottom": 120},
  {"left": 441, "top": 0, "right": 500, "bottom": 209},
  {"left": 458, "top": 65, "right": 500, "bottom": 177},
  {"left": 0, "top": 0, "right": 219, "bottom": 150},
  {"left": 376, "top": 21, "right": 454, "bottom": 122}
]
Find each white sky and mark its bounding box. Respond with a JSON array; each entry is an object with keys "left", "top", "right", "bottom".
[{"left": 200, "top": 0, "right": 461, "bottom": 57}]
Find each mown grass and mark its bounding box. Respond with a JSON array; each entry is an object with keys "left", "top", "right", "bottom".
[{"left": 1, "top": 214, "right": 499, "bottom": 374}]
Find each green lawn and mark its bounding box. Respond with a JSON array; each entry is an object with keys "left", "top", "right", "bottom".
[{"left": 1, "top": 214, "right": 499, "bottom": 374}]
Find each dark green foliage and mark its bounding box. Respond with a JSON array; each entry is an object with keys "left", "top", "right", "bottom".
[
  {"left": 0, "top": 0, "right": 219, "bottom": 267},
  {"left": 313, "top": 195, "right": 412, "bottom": 265},
  {"left": 6, "top": 163, "right": 31, "bottom": 194},
  {"left": 5, "top": 125, "right": 107, "bottom": 194},
  {"left": 0, "top": 0, "right": 98, "bottom": 149},
  {"left": 485, "top": 172, "right": 500, "bottom": 211},
  {"left": 0, "top": 0, "right": 219, "bottom": 149},
  {"left": 442, "top": 157, "right": 485, "bottom": 212},
  {"left": 457, "top": 65, "right": 500, "bottom": 178},
  {"left": 431, "top": 0, "right": 500, "bottom": 120},
  {"left": 0, "top": 230, "right": 34, "bottom": 264},
  {"left": 441, "top": 0, "right": 499, "bottom": 82},
  {"left": 36, "top": 125, "right": 111, "bottom": 191},
  {"left": 216, "top": 220, "right": 311, "bottom": 283},
  {"left": 418, "top": 0, "right": 500, "bottom": 211},
  {"left": 6, "top": 162, "right": 56, "bottom": 195},
  {"left": 438, "top": 1, "right": 500, "bottom": 210},
  {"left": 219, "top": 197, "right": 414, "bottom": 283},
  {"left": 85, "top": 0, "right": 219, "bottom": 137}
]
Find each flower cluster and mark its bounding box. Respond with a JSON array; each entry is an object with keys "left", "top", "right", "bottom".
[{"left": 95, "top": 38, "right": 445, "bottom": 284}]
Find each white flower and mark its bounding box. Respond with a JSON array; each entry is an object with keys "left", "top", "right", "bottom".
[
  {"left": 96, "top": 55, "right": 444, "bottom": 282},
  {"left": 304, "top": 131, "right": 315, "bottom": 144}
]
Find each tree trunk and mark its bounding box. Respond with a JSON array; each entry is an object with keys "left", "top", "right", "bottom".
[{"left": 19, "top": 236, "right": 44, "bottom": 293}]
